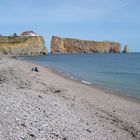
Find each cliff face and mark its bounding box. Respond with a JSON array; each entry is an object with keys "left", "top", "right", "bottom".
[
  {"left": 51, "top": 36, "right": 121, "bottom": 54},
  {"left": 0, "top": 36, "right": 48, "bottom": 56}
]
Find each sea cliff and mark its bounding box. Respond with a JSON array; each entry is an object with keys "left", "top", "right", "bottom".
[
  {"left": 0, "top": 36, "right": 48, "bottom": 56},
  {"left": 51, "top": 36, "right": 121, "bottom": 54},
  {"left": 123, "top": 45, "right": 129, "bottom": 53}
]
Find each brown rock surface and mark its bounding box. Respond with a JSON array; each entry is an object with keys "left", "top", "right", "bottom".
[
  {"left": 51, "top": 36, "right": 121, "bottom": 54},
  {"left": 0, "top": 36, "right": 48, "bottom": 56}
]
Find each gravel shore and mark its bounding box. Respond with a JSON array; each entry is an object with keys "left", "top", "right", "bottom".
[{"left": 0, "top": 58, "right": 140, "bottom": 140}]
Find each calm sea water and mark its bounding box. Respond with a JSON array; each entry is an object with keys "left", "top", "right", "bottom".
[{"left": 23, "top": 53, "right": 140, "bottom": 99}]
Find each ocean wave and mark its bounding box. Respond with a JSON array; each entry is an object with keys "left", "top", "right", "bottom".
[{"left": 81, "top": 80, "right": 91, "bottom": 85}]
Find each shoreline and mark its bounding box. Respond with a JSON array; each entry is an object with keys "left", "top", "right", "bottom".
[
  {"left": 42, "top": 64, "right": 140, "bottom": 104},
  {"left": 48, "top": 66, "right": 140, "bottom": 104},
  {"left": 0, "top": 57, "right": 140, "bottom": 139},
  {"left": 19, "top": 57, "right": 140, "bottom": 104}
]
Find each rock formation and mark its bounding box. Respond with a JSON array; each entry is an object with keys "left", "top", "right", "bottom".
[
  {"left": 123, "top": 45, "right": 129, "bottom": 53},
  {"left": 0, "top": 36, "right": 48, "bottom": 56},
  {"left": 51, "top": 36, "right": 121, "bottom": 54}
]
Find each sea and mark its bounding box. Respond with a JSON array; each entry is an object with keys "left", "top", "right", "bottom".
[{"left": 22, "top": 53, "right": 140, "bottom": 100}]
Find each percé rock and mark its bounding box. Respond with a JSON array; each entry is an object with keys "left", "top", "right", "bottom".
[
  {"left": 123, "top": 45, "right": 129, "bottom": 53},
  {"left": 51, "top": 36, "right": 121, "bottom": 54},
  {"left": 0, "top": 36, "right": 48, "bottom": 56}
]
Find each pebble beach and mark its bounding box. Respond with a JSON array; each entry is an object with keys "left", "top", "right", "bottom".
[{"left": 0, "top": 57, "right": 140, "bottom": 140}]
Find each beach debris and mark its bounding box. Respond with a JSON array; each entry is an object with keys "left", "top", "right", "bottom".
[
  {"left": 28, "top": 133, "right": 36, "bottom": 138},
  {"left": 86, "top": 122, "right": 89, "bottom": 126},
  {"left": 54, "top": 89, "right": 61, "bottom": 93},
  {"left": 113, "top": 130, "right": 116, "bottom": 133},
  {"left": 0, "top": 79, "right": 3, "bottom": 84},
  {"left": 11, "top": 56, "right": 17, "bottom": 58},
  {"left": 0, "top": 75, "right": 7, "bottom": 84},
  {"left": 21, "top": 123, "right": 26, "bottom": 127},
  {"left": 86, "top": 129, "right": 91, "bottom": 133},
  {"left": 62, "top": 138, "right": 67, "bottom": 140},
  {"left": 38, "top": 95, "right": 43, "bottom": 98},
  {"left": 31, "top": 67, "right": 39, "bottom": 72}
]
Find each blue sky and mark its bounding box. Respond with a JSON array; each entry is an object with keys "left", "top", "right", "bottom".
[{"left": 0, "top": 0, "right": 139, "bottom": 52}]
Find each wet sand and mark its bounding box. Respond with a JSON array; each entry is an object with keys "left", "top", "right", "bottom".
[{"left": 0, "top": 57, "right": 140, "bottom": 140}]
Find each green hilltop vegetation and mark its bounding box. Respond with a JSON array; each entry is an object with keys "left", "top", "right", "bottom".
[{"left": 0, "top": 36, "right": 29, "bottom": 43}]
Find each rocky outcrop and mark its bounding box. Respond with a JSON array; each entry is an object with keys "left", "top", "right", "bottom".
[
  {"left": 123, "top": 45, "right": 129, "bottom": 53},
  {"left": 0, "top": 36, "right": 48, "bottom": 56},
  {"left": 51, "top": 36, "right": 121, "bottom": 54}
]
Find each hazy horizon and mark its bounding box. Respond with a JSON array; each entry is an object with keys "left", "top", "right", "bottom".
[{"left": 0, "top": 0, "right": 139, "bottom": 52}]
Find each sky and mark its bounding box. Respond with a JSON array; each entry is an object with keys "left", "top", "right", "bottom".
[{"left": 0, "top": 0, "right": 140, "bottom": 52}]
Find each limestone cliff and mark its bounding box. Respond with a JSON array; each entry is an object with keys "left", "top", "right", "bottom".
[
  {"left": 51, "top": 36, "right": 121, "bottom": 54},
  {"left": 0, "top": 36, "right": 48, "bottom": 55}
]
